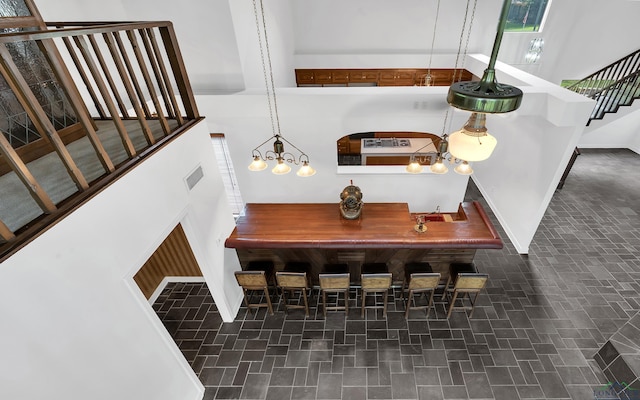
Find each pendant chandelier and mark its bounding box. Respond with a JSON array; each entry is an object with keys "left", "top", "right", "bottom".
[
  {"left": 247, "top": 0, "right": 316, "bottom": 177},
  {"left": 446, "top": 0, "right": 523, "bottom": 162}
]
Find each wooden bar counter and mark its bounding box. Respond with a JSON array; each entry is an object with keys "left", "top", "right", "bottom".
[{"left": 225, "top": 202, "right": 502, "bottom": 285}]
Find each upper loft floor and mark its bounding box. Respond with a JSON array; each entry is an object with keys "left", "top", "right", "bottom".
[{"left": 0, "top": 0, "right": 201, "bottom": 261}]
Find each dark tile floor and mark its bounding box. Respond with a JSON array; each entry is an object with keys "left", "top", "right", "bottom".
[{"left": 153, "top": 149, "right": 640, "bottom": 400}]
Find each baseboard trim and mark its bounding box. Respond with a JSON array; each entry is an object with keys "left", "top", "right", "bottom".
[{"left": 148, "top": 276, "right": 206, "bottom": 304}]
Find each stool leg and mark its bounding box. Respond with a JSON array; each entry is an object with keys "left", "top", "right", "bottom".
[
  {"left": 441, "top": 275, "right": 452, "bottom": 300},
  {"left": 242, "top": 289, "right": 252, "bottom": 313},
  {"left": 469, "top": 292, "right": 480, "bottom": 318},
  {"left": 343, "top": 290, "right": 349, "bottom": 315},
  {"left": 361, "top": 289, "right": 366, "bottom": 318},
  {"left": 405, "top": 290, "right": 413, "bottom": 319},
  {"left": 322, "top": 290, "right": 327, "bottom": 318},
  {"left": 264, "top": 287, "right": 274, "bottom": 315},
  {"left": 383, "top": 289, "right": 388, "bottom": 317},
  {"left": 447, "top": 291, "right": 459, "bottom": 318},
  {"left": 302, "top": 288, "right": 310, "bottom": 317},
  {"left": 426, "top": 290, "right": 435, "bottom": 318}
]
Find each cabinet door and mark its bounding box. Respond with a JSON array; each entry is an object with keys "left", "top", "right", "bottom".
[
  {"left": 332, "top": 70, "right": 350, "bottom": 84},
  {"left": 337, "top": 137, "right": 350, "bottom": 154},
  {"left": 295, "top": 69, "right": 315, "bottom": 85},
  {"left": 350, "top": 70, "right": 378, "bottom": 84},
  {"left": 378, "top": 69, "right": 416, "bottom": 86},
  {"left": 395, "top": 70, "right": 416, "bottom": 85},
  {"left": 315, "top": 70, "right": 333, "bottom": 84}
]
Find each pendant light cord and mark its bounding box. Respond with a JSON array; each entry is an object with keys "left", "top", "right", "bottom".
[
  {"left": 426, "top": 0, "right": 441, "bottom": 79},
  {"left": 253, "top": 0, "right": 281, "bottom": 138},
  {"left": 442, "top": 0, "right": 478, "bottom": 136}
]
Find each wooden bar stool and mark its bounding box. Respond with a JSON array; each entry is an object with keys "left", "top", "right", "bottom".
[
  {"left": 234, "top": 270, "right": 274, "bottom": 315},
  {"left": 246, "top": 260, "right": 276, "bottom": 287},
  {"left": 234, "top": 260, "right": 275, "bottom": 315},
  {"left": 360, "top": 263, "right": 392, "bottom": 318},
  {"left": 276, "top": 262, "right": 312, "bottom": 317},
  {"left": 441, "top": 262, "right": 478, "bottom": 300},
  {"left": 319, "top": 263, "right": 350, "bottom": 318},
  {"left": 402, "top": 262, "right": 441, "bottom": 319},
  {"left": 445, "top": 273, "right": 489, "bottom": 318}
]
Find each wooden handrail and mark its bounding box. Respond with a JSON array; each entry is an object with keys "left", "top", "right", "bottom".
[
  {"left": 0, "top": 19, "right": 200, "bottom": 257},
  {"left": 566, "top": 48, "right": 640, "bottom": 92}
]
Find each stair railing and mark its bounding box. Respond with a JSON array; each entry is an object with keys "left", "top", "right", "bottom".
[
  {"left": 587, "top": 70, "right": 640, "bottom": 123},
  {"left": 566, "top": 48, "right": 640, "bottom": 125}
]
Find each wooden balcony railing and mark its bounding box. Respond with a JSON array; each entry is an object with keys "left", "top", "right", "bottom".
[{"left": 0, "top": 20, "right": 201, "bottom": 261}]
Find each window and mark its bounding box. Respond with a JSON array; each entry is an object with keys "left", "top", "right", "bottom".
[
  {"left": 210, "top": 134, "right": 244, "bottom": 215},
  {"left": 505, "top": 0, "right": 551, "bottom": 32}
]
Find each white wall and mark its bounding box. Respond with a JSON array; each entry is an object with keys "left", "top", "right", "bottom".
[
  {"left": 198, "top": 87, "right": 470, "bottom": 213},
  {"left": 579, "top": 109, "right": 640, "bottom": 154},
  {"left": 0, "top": 121, "right": 242, "bottom": 399},
  {"left": 290, "top": 0, "right": 503, "bottom": 57}
]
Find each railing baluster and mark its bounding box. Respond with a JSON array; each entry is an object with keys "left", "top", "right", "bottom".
[
  {"left": 111, "top": 31, "right": 151, "bottom": 118},
  {"left": 139, "top": 28, "right": 174, "bottom": 120},
  {"left": 159, "top": 25, "right": 199, "bottom": 119},
  {"left": 146, "top": 28, "right": 184, "bottom": 126},
  {"left": 73, "top": 35, "right": 137, "bottom": 157},
  {"left": 0, "top": 129, "right": 57, "bottom": 214},
  {"left": 87, "top": 34, "right": 129, "bottom": 118},
  {"left": 0, "top": 44, "right": 89, "bottom": 191},
  {"left": 126, "top": 29, "right": 171, "bottom": 136},
  {"left": 0, "top": 218, "right": 15, "bottom": 242},
  {"left": 102, "top": 32, "right": 155, "bottom": 146},
  {"left": 61, "top": 36, "right": 106, "bottom": 119},
  {"left": 37, "top": 38, "right": 115, "bottom": 173}
]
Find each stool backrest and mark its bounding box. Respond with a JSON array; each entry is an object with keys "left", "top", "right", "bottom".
[
  {"left": 276, "top": 271, "right": 308, "bottom": 288},
  {"left": 361, "top": 273, "right": 392, "bottom": 289},
  {"left": 319, "top": 273, "right": 350, "bottom": 290},
  {"left": 454, "top": 273, "right": 488, "bottom": 292},
  {"left": 235, "top": 271, "right": 268, "bottom": 289},
  {"left": 409, "top": 273, "right": 441, "bottom": 290}
]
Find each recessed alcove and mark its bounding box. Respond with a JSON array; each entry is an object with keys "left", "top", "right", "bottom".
[{"left": 336, "top": 131, "right": 442, "bottom": 167}]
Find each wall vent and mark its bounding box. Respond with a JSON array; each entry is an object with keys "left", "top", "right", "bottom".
[{"left": 185, "top": 165, "right": 204, "bottom": 191}]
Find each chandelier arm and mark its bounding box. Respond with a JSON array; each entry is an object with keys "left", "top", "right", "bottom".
[
  {"left": 263, "top": 150, "right": 278, "bottom": 161},
  {"left": 278, "top": 135, "right": 311, "bottom": 161},
  {"left": 251, "top": 149, "right": 264, "bottom": 159},
  {"left": 408, "top": 139, "right": 435, "bottom": 161},
  {"left": 280, "top": 152, "right": 301, "bottom": 165},
  {"left": 252, "top": 134, "right": 278, "bottom": 152}
]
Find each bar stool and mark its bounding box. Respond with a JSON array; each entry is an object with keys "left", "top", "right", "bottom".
[
  {"left": 445, "top": 273, "right": 489, "bottom": 318},
  {"left": 276, "top": 262, "right": 312, "bottom": 317},
  {"left": 234, "top": 260, "right": 276, "bottom": 315},
  {"left": 401, "top": 262, "right": 441, "bottom": 319},
  {"left": 319, "top": 263, "right": 350, "bottom": 318},
  {"left": 246, "top": 260, "right": 276, "bottom": 287},
  {"left": 441, "top": 262, "right": 477, "bottom": 300},
  {"left": 360, "top": 263, "right": 392, "bottom": 318}
]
